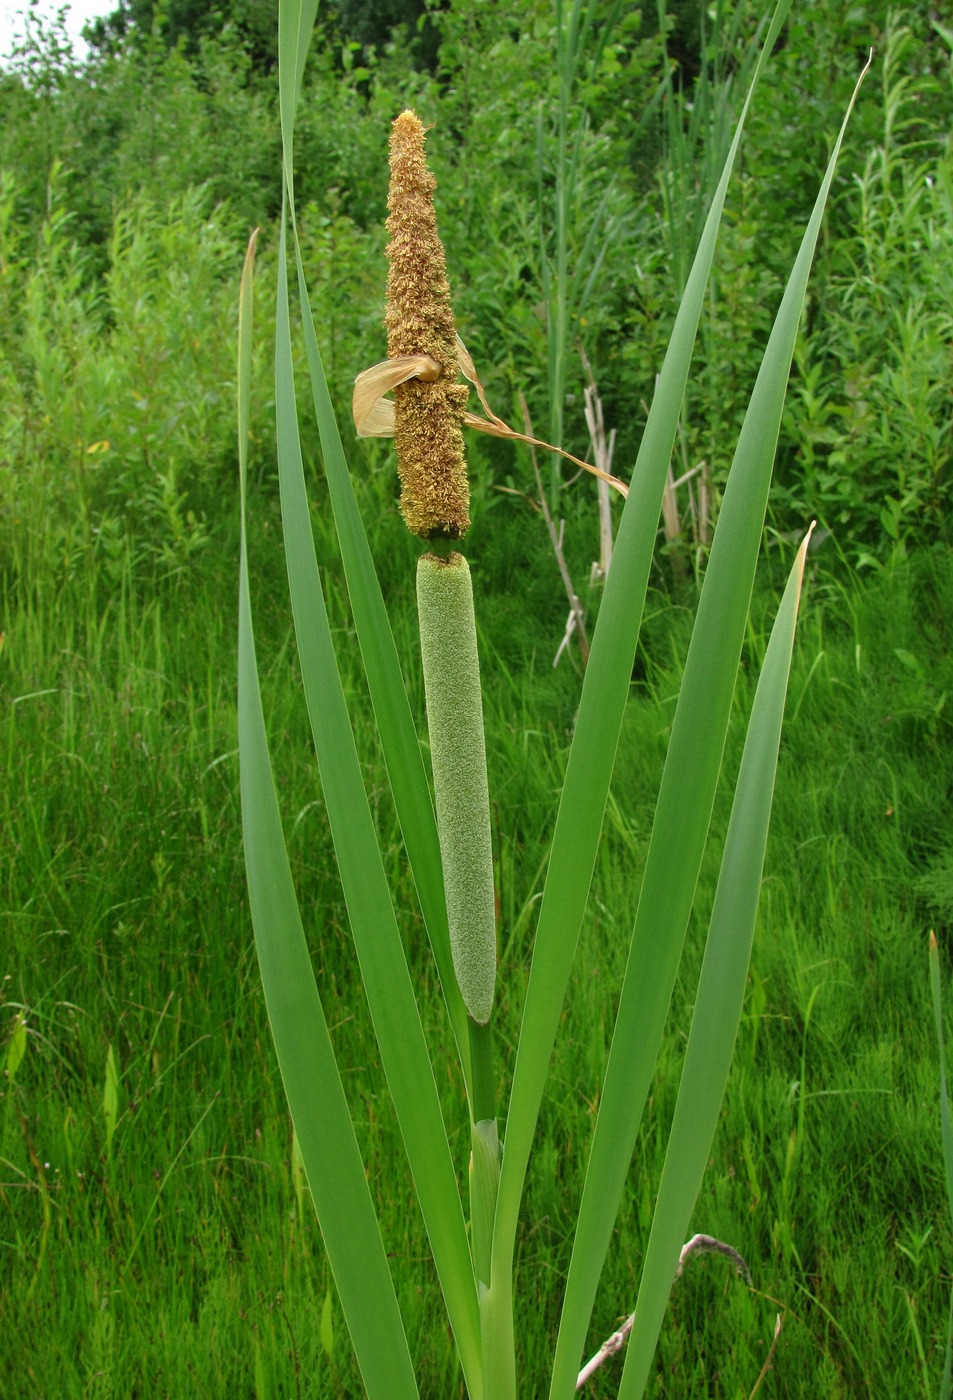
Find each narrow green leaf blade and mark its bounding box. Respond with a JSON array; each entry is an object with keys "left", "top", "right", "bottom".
[
  {"left": 237, "top": 232, "right": 418, "bottom": 1400},
  {"left": 277, "top": 0, "right": 316, "bottom": 185},
  {"left": 617, "top": 533, "right": 811, "bottom": 1399},
  {"left": 930, "top": 945, "right": 951, "bottom": 1400}
]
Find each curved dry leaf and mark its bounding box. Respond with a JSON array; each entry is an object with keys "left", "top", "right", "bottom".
[
  {"left": 358, "top": 395, "right": 396, "bottom": 437},
  {"left": 455, "top": 334, "right": 506, "bottom": 429},
  {"left": 462, "top": 413, "right": 628, "bottom": 499},
  {"left": 456, "top": 333, "right": 627, "bottom": 498},
  {"left": 352, "top": 354, "right": 440, "bottom": 437}
]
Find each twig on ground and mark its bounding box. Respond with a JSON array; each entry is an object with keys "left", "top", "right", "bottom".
[
  {"left": 576, "top": 1234, "right": 754, "bottom": 1390},
  {"left": 675, "top": 1232, "right": 753, "bottom": 1283},
  {"left": 747, "top": 1313, "right": 783, "bottom": 1399}
]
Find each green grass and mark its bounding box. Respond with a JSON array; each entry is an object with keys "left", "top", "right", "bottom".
[{"left": 3, "top": 507, "right": 951, "bottom": 1396}]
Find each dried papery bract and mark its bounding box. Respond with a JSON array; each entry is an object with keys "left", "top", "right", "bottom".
[
  {"left": 386, "top": 109, "right": 470, "bottom": 539},
  {"left": 353, "top": 339, "right": 630, "bottom": 500}
]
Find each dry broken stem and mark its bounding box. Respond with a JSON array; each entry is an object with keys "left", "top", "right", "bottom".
[{"left": 575, "top": 1234, "right": 753, "bottom": 1390}]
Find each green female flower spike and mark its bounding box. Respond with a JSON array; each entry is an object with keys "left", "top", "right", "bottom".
[{"left": 417, "top": 551, "right": 496, "bottom": 1024}]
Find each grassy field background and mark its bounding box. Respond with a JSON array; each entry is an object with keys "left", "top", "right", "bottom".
[
  {"left": 2, "top": 0, "right": 953, "bottom": 1395},
  {"left": 5, "top": 513, "right": 953, "bottom": 1396}
]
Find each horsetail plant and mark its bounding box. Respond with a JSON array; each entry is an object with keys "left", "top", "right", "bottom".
[{"left": 237, "top": 1, "right": 867, "bottom": 1393}]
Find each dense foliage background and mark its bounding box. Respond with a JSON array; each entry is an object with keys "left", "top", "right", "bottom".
[
  {"left": 2, "top": 1, "right": 952, "bottom": 1395},
  {"left": 2, "top": 0, "right": 950, "bottom": 583}
]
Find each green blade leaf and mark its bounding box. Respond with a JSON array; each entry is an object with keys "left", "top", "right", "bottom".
[
  {"left": 549, "top": 54, "right": 869, "bottom": 1396},
  {"left": 492, "top": 0, "right": 794, "bottom": 1333},
  {"left": 617, "top": 531, "right": 811, "bottom": 1399},
  {"left": 277, "top": 0, "right": 316, "bottom": 185},
  {"left": 273, "top": 198, "right": 482, "bottom": 1395},
  {"left": 237, "top": 230, "right": 418, "bottom": 1400}
]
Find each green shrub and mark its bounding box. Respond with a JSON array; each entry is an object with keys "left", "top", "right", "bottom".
[
  {"left": 0, "top": 175, "right": 258, "bottom": 588},
  {"left": 774, "top": 17, "right": 953, "bottom": 562}
]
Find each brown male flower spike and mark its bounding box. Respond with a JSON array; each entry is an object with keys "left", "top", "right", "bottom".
[
  {"left": 384, "top": 110, "right": 470, "bottom": 539},
  {"left": 352, "top": 113, "right": 629, "bottom": 512}
]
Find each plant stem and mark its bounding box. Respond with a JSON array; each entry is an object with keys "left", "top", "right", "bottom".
[
  {"left": 480, "top": 1267, "right": 517, "bottom": 1400},
  {"left": 468, "top": 1018, "right": 499, "bottom": 1289},
  {"left": 469, "top": 1116, "right": 499, "bottom": 1290},
  {"left": 468, "top": 1016, "right": 496, "bottom": 1123},
  {"left": 468, "top": 1031, "right": 510, "bottom": 1398}
]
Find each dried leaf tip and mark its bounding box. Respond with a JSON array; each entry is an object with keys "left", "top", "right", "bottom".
[{"left": 385, "top": 109, "right": 470, "bottom": 540}]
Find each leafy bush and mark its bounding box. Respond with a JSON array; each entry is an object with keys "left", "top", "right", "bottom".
[
  {"left": 0, "top": 13, "right": 281, "bottom": 261},
  {"left": 773, "top": 16, "right": 953, "bottom": 562},
  {"left": 2, "top": 0, "right": 952, "bottom": 595},
  {"left": 0, "top": 175, "right": 258, "bottom": 587}
]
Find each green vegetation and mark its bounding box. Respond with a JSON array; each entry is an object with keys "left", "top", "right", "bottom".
[{"left": 2, "top": 1, "right": 952, "bottom": 1395}]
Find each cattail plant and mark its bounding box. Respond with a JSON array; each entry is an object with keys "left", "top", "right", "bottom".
[{"left": 237, "top": 1, "right": 867, "bottom": 1394}]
